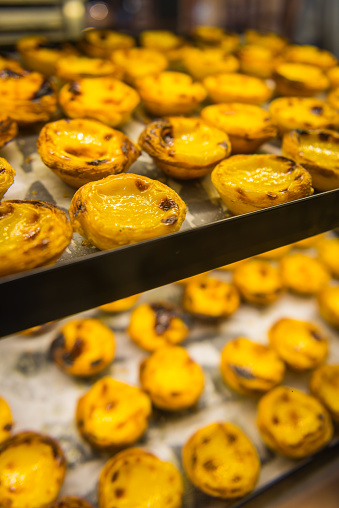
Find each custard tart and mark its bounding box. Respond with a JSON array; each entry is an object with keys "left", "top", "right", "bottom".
[
  {"left": 79, "top": 29, "right": 135, "bottom": 58},
  {"left": 233, "top": 258, "right": 284, "bottom": 305},
  {"left": 281, "top": 44, "right": 337, "bottom": 70},
  {"left": 140, "top": 30, "right": 185, "bottom": 62},
  {"left": 310, "top": 364, "right": 339, "bottom": 422},
  {"left": 273, "top": 63, "right": 329, "bottom": 97},
  {"left": 17, "top": 35, "right": 77, "bottom": 76},
  {"left": 76, "top": 376, "right": 151, "bottom": 450},
  {"left": 245, "top": 30, "right": 288, "bottom": 54},
  {"left": 50, "top": 318, "right": 116, "bottom": 377},
  {"left": 191, "top": 25, "right": 227, "bottom": 46},
  {"left": 37, "top": 118, "right": 140, "bottom": 188},
  {"left": 317, "top": 285, "right": 339, "bottom": 328},
  {"left": 211, "top": 154, "right": 313, "bottom": 215},
  {"left": 0, "top": 114, "right": 17, "bottom": 149},
  {"left": 99, "top": 448, "right": 183, "bottom": 508},
  {"left": 280, "top": 252, "right": 330, "bottom": 295},
  {"left": 99, "top": 294, "right": 140, "bottom": 313},
  {"left": 0, "top": 200, "right": 73, "bottom": 277},
  {"left": 317, "top": 237, "right": 339, "bottom": 278},
  {"left": 201, "top": 102, "right": 277, "bottom": 154},
  {"left": 128, "top": 301, "right": 189, "bottom": 352},
  {"left": 269, "top": 97, "right": 339, "bottom": 135},
  {"left": 135, "top": 71, "right": 206, "bottom": 116},
  {"left": 59, "top": 77, "right": 140, "bottom": 127},
  {"left": 0, "top": 431, "right": 66, "bottom": 508},
  {"left": 112, "top": 48, "right": 168, "bottom": 85},
  {"left": 0, "top": 68, "right": 57, "bottom": 124},
  {"left": 237, "top": 44, "right": 279, "bottom": 79},
  {"left": 203, "top": 72, "right": 273, "bottom": 105},
  {"left": 327, "top": 86, "right": 339, "bottom": 110},
  {"left": 327, "top": 66, "right": 339, "bottom": 88},
  {"left": 0, "top": 396, "right": 13, "bottom": 444},
  {"left": 69, "top": 173, "right": 187, "bottom": 250},
  {"left": 192, "top": 26, "right": 239, "bottom": 51},
  {"left": 182, "top": 47, "right": 239, "bottom": 80},
  {"left": 139, "top": 345, "right": 204, "bottom": 411},
  {"left": 220, "top": 337, "right": 285, "bottom": 395},
  {"left": 56, "top": 55, "right": 122, "bottom": 82},
  {"left": 0, "top": 157, "right": 15, "bottom": 200},
  {"left": 138, "top": 117, "right": 231, "bottom": 179},
  {"left": 257, "top": 386, "right": 333, "bottom": 459},
  {"left": 268, "top": 317, "right": 328, "bottom": 370},
  {"left": 282, "top": 129, "right": 339, "bottom": 191},
  {"left": 182, "top": 422, "right": 260, "bottom": 498},
  {"left": 182, "top": 276, "right": 240, "bottom": 318}
]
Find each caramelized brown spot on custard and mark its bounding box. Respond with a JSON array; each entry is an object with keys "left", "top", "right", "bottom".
[
  {"left": 161, "top": 215, "right": 178, "bottom": 225},
  {"left": 159, "top": 197, "right": 178, "bottom": 211},
  {"left": 135, "top": 179, "right": 150, "bottom": 192}
]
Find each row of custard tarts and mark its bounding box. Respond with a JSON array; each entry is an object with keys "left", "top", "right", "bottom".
[
  {"left": 1, "top": 112, "right": 337, "bottom": 280},
  {"left": 1, "top": 377, "right": 336, "bottom": 507},
  {"left": 15, "top": 29, "right": 338, "bottom": 86},
  {"left": 2, "top": 49, "right": 339, "bottom": 131}
]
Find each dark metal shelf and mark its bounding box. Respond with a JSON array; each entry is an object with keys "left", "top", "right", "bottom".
[{"left": 1, "top": 187, "right": 339, "bottom": 338}]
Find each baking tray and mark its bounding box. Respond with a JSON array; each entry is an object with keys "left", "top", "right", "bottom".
[
  {"left": 1, "top": 278, "right": 338, "bottom": 507},
  {"left": 1, "top": 119, "right": 339, "bottom": 337}
]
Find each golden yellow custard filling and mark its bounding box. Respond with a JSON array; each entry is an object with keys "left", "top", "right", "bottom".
[
  {"left": 112, "top": 48, "right": 168, "bottom": 84},
  {"left": 203, "top": 72, "right": 273, "bottom": 105},
  {"left": 80, "top": 29, "right": 135, "bottom": 58},
  {"left": 0, "top": 114, "right": 17, "bottom": 149},
  {"left": 282, "top": 129, "right": 339, "bottom": 191},
  {"left": 310, "top": 364, "right": 339, "bottom": 422},
  {"left": 140, "top": 30, "right": 184, "bottom": 51},
  {"left": 99, "top": 448, "right": 183, "bottom": 508},
  {"left": 0, "top": 200, "right": 73, "bottom": 277},
  {"left": 233, "top": 258, "right": 284, "bottom": 304},
  {"left": 191, "top": 25, "right": 226, "bottom": 45},
  {"left": 76, "top": 377, "right": 151, "bottom": 450},
  {"left": 212, "top": 154, "right": 313, "bottom": 215},
  {"left": 38, "top": 118, "right": 140, "bottom": 188},
  {"left": 59, "top": 77, "right": 140, "bottom": 127},
  {"left": 135, "top": 71, "right": 206, "bottom": 116},
  {"left": 245, "top": 30, "right": 288, "bottom": 53},
  {"left": 69, "top": 174, "right": 186, "bottom": 250},
  {"left": 139, "top": 346, "right": 205, "bottom": 411},
  {"left": 201, "top": 102, "right": 277, "bottom": 154},
  {"left": 282, "top": 44, "right": 337, "bottom": 70},
  {"left": 0, "top": 397, "right": 12, "bottom": 444},
  {"left": 327, "top": 66, "right": 339, "bottom": 88},
  {"left": 317, "top": 285, "right": 339, "bottom": 328},
  {"left": 17, "top": 35, "right": 78, "bottom": 76},
  {"left": 0, "top": 70, "right": 57, "bottom": 124},
  {"left": 0, "top": 432, "right": 66, "bottom": 508},
  {"left": 0, "top": 157, "right": 15, "bottom": 200},
  {"left": 182, "top": 422, "right": 260, "bottom": 499},
  {"left": 274, "top": 63, "right": 329, "bottom": 96},
  {"left": 182, "top": 47, "right": 239, "bottom": 80},
  {"left": 237, "top": 44, "right": 278, "bottom": 78},
  {"left": 269, "top": 97, "right": 339, "bottom": 135},
  {"left": 50, "top": 318, "right": 116, "bottom": 377},
  {"left": 257, "top": 386, "right": 333, "bottom": 458},
  {"left": 220, "top": 337, "right": 285, "bottom": 395},
  {"left": 56, "top": 55, "right": 121, "bottom": 81},
  {"left": 139, "top": 117, "right": 230, "bottom": 179},
  {"left": 328, "top": 86, "right": 339, "bottom": 109},
  {"left": 268, "top": 317, "right": 328, "bottom": 370}
]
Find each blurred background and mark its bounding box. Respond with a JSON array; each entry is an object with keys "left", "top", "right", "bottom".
[{"left": 0, "top": 0, "right": 338, "bottom": 55}]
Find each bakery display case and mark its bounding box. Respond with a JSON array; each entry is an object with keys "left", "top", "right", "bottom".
[{"left": 1, "top": 1, "right": 339, "bottom": 507}]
